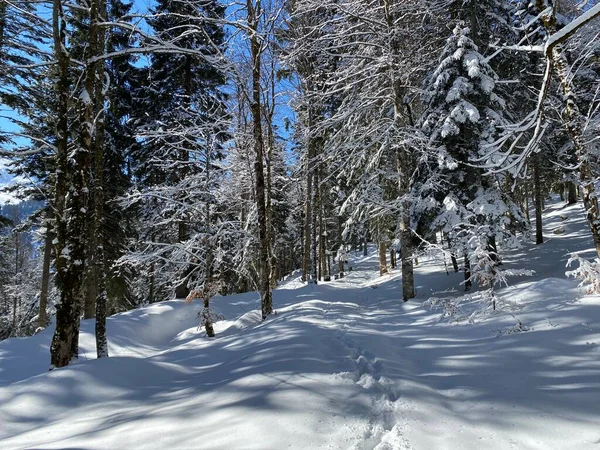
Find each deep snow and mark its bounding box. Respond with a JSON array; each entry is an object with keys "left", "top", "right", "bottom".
[{"left": 1, "top": 198, "right": 600, "bottom": 449}]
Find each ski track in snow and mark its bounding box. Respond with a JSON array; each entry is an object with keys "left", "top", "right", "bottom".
[{"left": 2, "top": 197, "right": 600, "bottom": 449}]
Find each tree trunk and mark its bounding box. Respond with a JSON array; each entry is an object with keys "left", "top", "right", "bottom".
[
  {"left": 384, "top": 0, "right": 415, "bottom": 301},
  {"left": 266, "top": 146, "right": 277, "bottom": 290},
  {"left": 445, "top": 233, "right": 459, "bottom": 273},
  {"left": 302, "top": 136, "right": 313, "bottom": 283},
  {"left": 319, "top": 175, "right": 328, "bottom": 281},
  {"left": 559, "top": 182, "right": 564, "bottom": 201},
  {"left": 9, "top": 215, "right": 21, "bottom": 337},
  {"left": 487, "top": 235, "right": 499, "bottom": 264},
  {"left": 311, "top": 158, "right": 319, "bottom": 283},
  {"left": 533, "top": 154, "right": 544, "bottom": 244},
  {"left": 265, "top": 58, "right": 277, "bottom": 290},
  {"left": 84, "top": 271, "right": 97, "bottom": 319},
  {"left": 302, "top": 166, "right": 312, "bottom": 281},
  {"left": 204, "top": 296, "right": 215, "bottom": 338},
  {"left": 11, "top": 294, "right": 17, "bottom": 337},
  {"left": 175, "top": 222, "right": 191, "bottom": 299},
  {"left": 248, "top": 0, "right": 272, "bottom": 319},
  {"left": 50, "top": 0, "right": 86, "bottom": 369},
  {"left": 464, "top": 253, "right": 472, "bottom": 291},
  {"left": 400, "top": 200, "right": 415, "bottom": 301},
  {"left": 84, "top": 191, "right": 97, "bottom": 319},
  {"left": 536, "top": 2, "right": 600, "bottom": 256},
  {"left": 38, "top": 215, "right": 53, "bottom": 329},
  {"left": 451, "top": 254, "right": 459, "bottom": 273},
  {"left": 553, "top": 45, "right": 600, "bottom": 252},
  {"left": 337, "top": 215, "right": 344, "bottom": 277},
  {"left": 567, "top": 181, "right": 577, "bottom": 204},
  {"left": 148, "top": 262, "right": 155, "bottom": 303},
  {"left": 94, "top": 0, "right": 108, "bottom": 358},
  {"left": 378, "top": 241, "right": 388, "bottom": 276},
  {"left": 524, "top": 183, "right": 531, "bottom": 223}
]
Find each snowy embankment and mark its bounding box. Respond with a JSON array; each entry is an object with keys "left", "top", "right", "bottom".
[{"left": 1, "top": 199, "right": 600, "bottom": 449}]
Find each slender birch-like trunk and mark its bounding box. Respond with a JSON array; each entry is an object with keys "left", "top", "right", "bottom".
[{"left": 535, "top": 2, "right": 600, "bottom": 255}]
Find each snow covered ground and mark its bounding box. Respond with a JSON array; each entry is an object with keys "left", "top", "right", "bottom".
[{"left": 1, "top": 198, "right": 600, "bottom": 449}]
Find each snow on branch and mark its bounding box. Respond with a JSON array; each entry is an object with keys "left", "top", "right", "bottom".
[
  {"left": 475, "top": 4, "right": 600, "bottom": 174},
  {"left": 544, "top": 4, "right": 600, "bottom": 56},
  {"left": 566, "top": 253, "right": 600, "bottom": 294}
]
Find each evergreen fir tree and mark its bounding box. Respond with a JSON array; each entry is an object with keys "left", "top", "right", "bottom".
[
  {"left": 417, "top": 25, "right": 527, "bottom": 289},
  {"left": 127, "top": 0, "right": 229, "bottom": 300}
]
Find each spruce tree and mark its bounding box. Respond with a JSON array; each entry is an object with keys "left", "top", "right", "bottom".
[
  {"left": 128, "top": 0, "right": 229, "bottom": 300},
  {"left": 417, "top": 25, "right": 527, "bottom": 289}
]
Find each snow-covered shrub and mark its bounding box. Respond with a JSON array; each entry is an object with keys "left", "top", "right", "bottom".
[
  {"left": 186, "top": 281, "right": 223, "bottom": 337},
  {"left": 425, "top": 235, "right": 534, "bottom": 325},
  {"left": 494, "top": 318, "right": 530, "bottom": 337},
  {"left": 423, "top": 293, "right": 477, "bottom": 324},
  {"left": 425, "top": 288, "right": 531, "bottom": 328},
  {"left": 566, "top": 253, "right": 600, "bottom": 294}
]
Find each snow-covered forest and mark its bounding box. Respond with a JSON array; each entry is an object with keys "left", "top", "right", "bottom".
[{"left": 1, "top": 0, "right": 600, "bottom": 448}]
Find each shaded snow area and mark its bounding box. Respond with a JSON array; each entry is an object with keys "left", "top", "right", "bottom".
[{"left": 1, "top": 198, "right": 600, "bottom": 449}]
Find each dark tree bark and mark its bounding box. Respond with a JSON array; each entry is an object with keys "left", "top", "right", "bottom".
[
  {"left": 319, "top": 171, "right": 328, "bottom": 281},
  {"left": 383, "top": 0, "right": 415, "bottom": 301},
  {"left": 149, "top": 262, "right": 155, "bottom": 303},
  {"left": 445, "top": 234, "right": 459, "bottom": 273},
  {"left": 84, "top": 273, "right": 97, "bottom": 319},
  {"left": 264, "top": 55, "right": 278, "bottom": 290},
  {"left": 524, "top": 183, "right": 531, "bottom": 223},
  {"left": 451, "top": 254, "right": 459, "bottom": 273},
  {"left": 567, "top": 182, "right": 577, "bottom": 204},
  {"left": 464, "top": 253, "right": 472, "bottom": 291},
  {"left": 175, "top": 222, "right": 191, "bottom": 299},
  {"left": 11, "top": 225, "right": 19, "bottom": 334},
  {"left": 204, "top": 295, "right": 215, "bottom": 337},
  {"left": 93, "top": 0, "right": 108, "bottom": 358},
  {"left": 559, "top": 183, "right": 564, "bottom": 202},
  {"left": 533, "top": 154, "right": 544, "bottom": 244},
  {"left": 302, "top": 155, "right": 312, "bottom": 282},
  {"left": 302, "top": 106, "right": 314, "bottom": 283},
  {"left": 38, "top": 215, "right": 53, "bottom": 329},
  {"left": 487, "top": 236, "right": 499, "bottom": 264},
  {"left": 399, "top": 205, "right": 415, "bottom": 300},
  {"left": 50, "top": 0, "right": 85, "bottom": 369},
  {"left": 247, "top": 0, "right": 272, "bottom": 319},
  {"left": 311, "top": 158, "right": 319, "bottom": 282},
  {"left": 0, "top": 0, "right": 7, "bottom": 60},
  {"left": 337, "top": 215, "right": 344, "bottom": 277},
  {"left": 378, "top": 241, "right": 388, "bottom": 276}
]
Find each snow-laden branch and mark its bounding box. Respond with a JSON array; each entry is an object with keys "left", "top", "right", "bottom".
[
  {"left": 544, "top": 4, "right": 600, "bottom": 56},
  {"left": 477, "top": 4, "right": 600, "bottom": 174}
]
